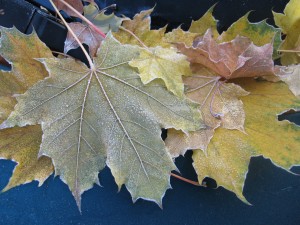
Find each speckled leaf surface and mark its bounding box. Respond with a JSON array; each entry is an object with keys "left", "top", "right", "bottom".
[
  {"left": 193, "top": 78, "right": 300, "bottom": 202},
  {"left": 176, "top": 29, "right": 276, "bottom": 80},
  {"left": 1, "top": 35, "right": 203, "bottom": 210},
  {"left": 0, "top": 27, "right": 54, "bottom": 191},
  {"left": 64, "top": 3, "right": 125, "bottom": 56},
  {"left": 129, "top": 46, "right": 191, "bottom": 98},
  {"left": 113, "top": 8, "right": 168, "bottom": 47},
  {"left": 278, "top": 64, "right": 300, "bottom": 98},
  {"left": 189, "top": 5, "right": 219, "bottom": 38},
  {"left": 219, "top": 13, "right": 282, "bottom": 59},
  {"left": 165, "top": 65, "right": 249, "bottom": 156}
]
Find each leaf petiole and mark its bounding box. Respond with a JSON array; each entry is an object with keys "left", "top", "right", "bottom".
[
  {"left": 49, "top": 0, "right": 96, "bottom": 70},
  {"left": 57, "top": 0, "right": 106, "bottom": 38},
  {"left": 171, "top": 173, "right": 200, "bottom": 186}
]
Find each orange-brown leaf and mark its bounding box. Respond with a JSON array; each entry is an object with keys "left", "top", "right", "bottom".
[
  {"left": 53, "top": 0, "right": 84, "bottom": 17},
  {"left": 176, "top": 29, "right": 275, "bottom": 80}
]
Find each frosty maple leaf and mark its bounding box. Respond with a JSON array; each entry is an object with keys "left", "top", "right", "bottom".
[
  {"left": 113, "top": 8, "right": 168, "bottom": 48},
  {"left": 193, "top": 78, "right": 300, "bottom": 202},
  {"left": 189, "top": 4, "right": 219, "bottom": 38},
  {"left": 219, "top": 12, "right": 282, "bottom": 59},
  {"left": 65, "top": 3, "right": 125, "bottom": 56},
  {"left": 176, "top": 29, "right": 276, "bottom": 80},
  {"left": 277, "top": 64, "right": 300, "bottom": 98},
  {"left": 129, "top": 46, "right": 191, "bottom": 98},
  {"left": 165, "top": 66, "right": 248, "bottom": 156},
  {"left": 166, "top": 29, "right": 277, "bottom": 155},
  {"left": 0, "top": 27, "right": 54, "bottom": 191},
  {"left": 164, "top": 4, "right": 218, "bottom": 47},
  {"left": 1, "top": 34, "right": 203, "bottom": 210}
]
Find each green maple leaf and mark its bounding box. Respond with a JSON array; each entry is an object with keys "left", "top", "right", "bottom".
[
  {"left": 273, "top": 0, "right": 300, "bottom": 65},
  {"left": 1, "top": 34, "right": 203, "bottom": 210}
]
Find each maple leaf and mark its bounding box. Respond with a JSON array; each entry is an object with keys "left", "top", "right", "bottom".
[
  {"left": 1, "top": 34, "right": 203, "bottom": 209},
  {"left": 165, "top": 66, "right": 249, "bottom": 156},
  {"left": 277, "top": 64, "right": 300, "bottom": 98},
  {"left": 113, "top": 8, "right": 168, "bottom": 48},
  {"left": 218, "top": 12, "right": 282, "bottom": 59},
  {"left": 163, "top": 5, "right": 218, "bottom": 47},
  {"left": 193, "top": 78, "right": 300, "bottom": 202},
  {"left": 129, "top": 46, "right": 191, "bottom": 98},
  {"left": 176, "top": 29, "right": 275, "bottom": 80},
  {"left": 189, "top": 4, "right": 219, "bottom": 38},
  {"left": 0, "top": 27, "right": 54, "bottom": 190},
  {"left": 65, "top": 3, "right": 125, "bottom": 56},
  {"left": 163, "top": 27, "right": 198, "bottom": 47},
  {"left": 273, "top": 0, "right": 300, "bottom": 65},
  {"left": 53, "top": 0, "right": 84, "bottom": 17},
  {"left": 84, "top": 3, "right": 125, "bottom": 33}
]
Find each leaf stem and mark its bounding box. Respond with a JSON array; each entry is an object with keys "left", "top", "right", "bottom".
[
  {"left": 119, "top": 26, "right": 150, "bottom": 50},
  {"left": 278, "top": 49, "right": 300, "bottom": 53},
  {"left": 49, "top": 0, "right": 95, "bottom": 70},
  {"left": 171, "top": 173, "right": 200, "bottom": 186},
  {"left": 57, "top": 0, "right": 106, "bottom": 39}
]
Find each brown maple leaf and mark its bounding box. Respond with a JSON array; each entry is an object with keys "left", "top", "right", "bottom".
[
  {"left": 53, "top": 0, "right": 84, "bottom": 17},
  {"left": 176, "top": 29, "right": 276, "bottom": 80}
]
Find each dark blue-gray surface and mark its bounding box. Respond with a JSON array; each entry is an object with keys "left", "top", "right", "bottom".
[
  {"left": 1, "top": 0, "right": 300, "bottom": 224},
  {"left": 1, "top": 154, "right": 300, "bottom": 225}
]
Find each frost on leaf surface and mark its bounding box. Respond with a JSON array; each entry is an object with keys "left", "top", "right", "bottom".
[
  {"left": 129, "top": 46, "right": 191, "bottom": 98},
  {"left": 0, "top": 27, "right": 54, "bottom": 191},
  {"left": 176, "top": 29, "right": 276, "bottom": 80},
  {"left": 1, "top": 34, "right": 203, "bottom": 210},
  {"left": 165, "top": 65, "right": 249, "bottom": 156},
  {"left": 64, "top": 3, "right": 125, "bottom": 56},
  {"left": 193, "top": 78, "right": 300, "bottom": 203}
]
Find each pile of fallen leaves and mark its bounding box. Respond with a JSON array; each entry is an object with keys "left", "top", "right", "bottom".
[{"left": 0, "top": 0, "right": 300, "bottom": 211}]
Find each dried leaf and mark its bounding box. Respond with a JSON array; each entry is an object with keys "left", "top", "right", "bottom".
[
  {"left": 189, "top": 5, "right": 219, "bottom": 38},
  {"left": 277, "top": 64, "right": 300, "bottom": 98},
  {"left": 64, "top": 4, "right": 125, "bottom": 56},
  {"left": 129, "top": 46, "right": 191, "bottom": 98},
  {"left": 165, "top": 66, "right": 248, "bottom": 155},
  {"left": 0, "top": 27, "right": 53, "bottom": 87},
  {"left": 0, "top": 126, "right": 53, "bottom": 192},
  {"left": 0, "top": 27, "right": 54, "bottom": 190},
  {"left": 64, "top": 22, "right": 104, "bottom": 57},
  {"left": 163, "top": 27, "right": 198, "bottom": 47},
  {"left": 176, "top": 29, "right": 275, "bottom": 80},
  {"left": 219, "top": 12, "right": 282, "bottom": 59},
  {"left": 53, "top": 0, "right": 83, "bottom": 17},
  {"left": 193, "top": 78, "right": 300, "bottom": 202},
  {"left": 113, "top": 8, "right": 168, "bottom": 47},
  {"left": 273, "top": 0, "right": 300, "bottom": 65},
  {"left": 1, "top": 34, "right": 203, "bottom": 210}
]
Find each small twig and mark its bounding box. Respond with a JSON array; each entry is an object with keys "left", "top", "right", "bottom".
[
  {"left": 51, "top": 50, "right": 75, "bottom": 59},
  {"left": 278, "top": 49, "right": 300, "bottom": 53},
  {"left": 49, "top": 0, "right": 95, "bottom": 70},
  {"left": 171, "top": 173, "right": 200, "bottom": 186},
  {"left": 57, "top": 0, "right": 106, "bottom": 39},
  {"left": 119, "top": 26, "right": 150, "bottom": 50}
]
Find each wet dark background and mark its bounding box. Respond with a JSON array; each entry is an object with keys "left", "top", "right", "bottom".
[{"left": 1, "top": 0, "right": 300, "bottom": 224}]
